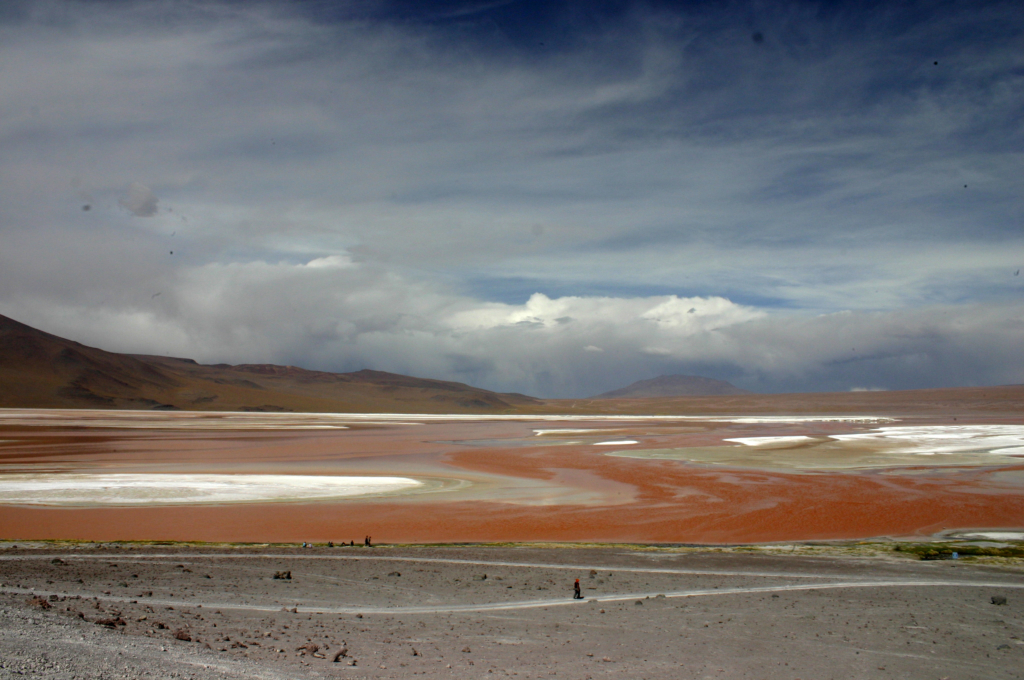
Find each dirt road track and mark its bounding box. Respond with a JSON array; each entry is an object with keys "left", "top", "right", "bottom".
[{"left": 2, "top": 546, "right": 1022, "bottom": 679}]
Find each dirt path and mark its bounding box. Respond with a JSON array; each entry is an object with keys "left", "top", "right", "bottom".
[{"left": 2, "top": 545, "right": 1022, "bottom": 679}]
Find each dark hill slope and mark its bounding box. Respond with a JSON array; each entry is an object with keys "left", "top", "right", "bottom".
[
  {"left": 5, "top": 314, "right": 1021, "bottom": 417},
  {"left": 0, "top": 314, "right": 182, "bottom": 409},
  {"left": 0, "top": 313, "right": 540, "bottom": 413}
]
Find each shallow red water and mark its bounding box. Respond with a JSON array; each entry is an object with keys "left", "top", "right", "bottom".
[{"left": 1, "top": 414, "right": 1022, "bottom": 543}]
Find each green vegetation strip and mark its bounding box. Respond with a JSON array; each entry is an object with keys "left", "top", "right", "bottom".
[
  {"left": 895, "top": 543, "right": 1024, "bottom": 560},
  {"left": 1, "top": 539, "right": 1022, "bottom": 563}
]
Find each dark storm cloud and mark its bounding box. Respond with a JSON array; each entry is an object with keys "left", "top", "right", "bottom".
[{"left": 0, "top": 0, "right": 1020, "bottom": 396}]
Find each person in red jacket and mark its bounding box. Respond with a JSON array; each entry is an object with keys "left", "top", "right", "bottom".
[{"left": 573, "top": 578, "right": 582, "bottom": 599}]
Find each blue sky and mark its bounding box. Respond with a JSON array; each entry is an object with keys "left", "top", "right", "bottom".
[{"left": 0, "top": 0, "right": 1021, "bottom": 396}]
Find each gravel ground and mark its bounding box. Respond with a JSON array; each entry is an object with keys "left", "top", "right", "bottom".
[{"left": 1, "top": 544, "right": 1022, "bottom": 679}]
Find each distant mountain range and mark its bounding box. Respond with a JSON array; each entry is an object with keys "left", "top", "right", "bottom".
[
  {"left": 0, "top": 313, "right": 540, "bottom": 413},
  {"left": 592, "top": 374, "right": 751, "bottom": 398},
  {"left": 3, "top": 313, "right": 1021, "bottom": 416}
]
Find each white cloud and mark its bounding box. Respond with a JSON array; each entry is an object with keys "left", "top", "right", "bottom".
[
  {"left": 7, "top": 250, "right": 1020, "bottom": 396},
  {"left": 305, "top": 254, "right": 353, "bottom": 269},
  {"left": 447, "top": 293, "right": 760, "bottom": 333},
  {"left": 0, "top": 1, "right": 1021, "bottom": 397}
]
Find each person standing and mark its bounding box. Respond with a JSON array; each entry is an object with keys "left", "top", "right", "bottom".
[{"left": 574, "top": 578, "right": 582, "bottom": 599}]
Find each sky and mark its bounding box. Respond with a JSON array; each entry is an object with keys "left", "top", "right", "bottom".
[{"left": 0, "top": 0, "right": 1021, "bottom": 397}]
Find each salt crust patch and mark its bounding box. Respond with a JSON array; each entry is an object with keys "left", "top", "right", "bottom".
[
  {"left": 593, "top": 440, "right": 639, "bottom": 446},
  {"left": 710, "top": 416, "right": 896, "bottom": 424},
  {"left": 605, "top": 425, "right": 1024, "bottom": 471},
  {"left": 533, "top": 429, "right": 616, "bottom": 436},
  {"left": 0, "top": 474, "right": 422, "bottom": 506},
  {"left": 953, "top": 531, "right": 1024, "bottom": 541},
  {"left": 0, "top": 408, "right": 900, "bottom": 429},
  {"left": 725, "top": 436, "right": 815, "bottom": 447},
  {"left": 0, "top": 410, "right": 354, "bottom": 430},
  {"left": 829, "top": 425, "right": 1024, "bottom": 456}
]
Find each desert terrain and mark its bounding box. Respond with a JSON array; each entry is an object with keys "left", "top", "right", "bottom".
[{"left": 2, "top": 543, "right": 1023, "bottom": 680}]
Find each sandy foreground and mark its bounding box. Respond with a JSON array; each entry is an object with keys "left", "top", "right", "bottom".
[{"left": 1, "top": 543, "right": 1022, "bottom": 680}]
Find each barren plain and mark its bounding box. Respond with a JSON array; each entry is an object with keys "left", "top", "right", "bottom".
[{"left": 2, "top": 543, "right": 1023, "bottom": 680}]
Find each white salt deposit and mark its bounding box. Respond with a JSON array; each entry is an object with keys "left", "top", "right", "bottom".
[
  {"left": 533, "top": 429, "right": 616, "bottom": 436},
  {"left": 593, "top": 440, "right": 639, "bottom": 446},
  {"left": 0, "top": 408, "right": 901, "bottom": 428},
  {"left": 953, "top": 531, "right": 1024, "bottom": 541},
  {"left": 830, "top": 425, "right": 1024, "bottom": 457},
  {"left": 710, "top": 416, "right": 897, "bottom": 424},
  {"left": 724, "top": 436, "right": 815, "bottom": 447},
  {"left": 0, "top": 409, "right": 352, "bottom": 430},
  {"left": 0, "top": 474, "right": 423, "bottom": 506}
]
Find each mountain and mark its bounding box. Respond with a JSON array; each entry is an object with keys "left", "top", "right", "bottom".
[
  {"left": 592, "top": 374, "right": 751, "bottom": 398},
  {"left": 0, "top": 313, "right": 541, "bottom": 413},
  {"left": 4, "top": 313, "right": 1021, "bottom": 417}
]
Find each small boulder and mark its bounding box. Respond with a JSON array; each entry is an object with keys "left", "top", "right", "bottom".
[
  {"left": 332, "top": 647, "right": 349, "bottom": 662},
  {"left": 174, "top": 629, "right": 191, "bottom": 642},
  {"left": 991, "top": 595, "right": 1008, "bottom": 606},
  {"left": 27, "top": 596, "right": 52, "bottom": 609},
  {"left": 273, "top": 570, "right": 292, "bottom": 580},
  {"left": 95, "top": 617, "right": 126, "bottom": 627}
]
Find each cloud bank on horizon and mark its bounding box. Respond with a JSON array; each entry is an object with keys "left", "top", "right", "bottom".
[{"left": 0, "top": 0, "right": 1021, "bottom": 397}]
